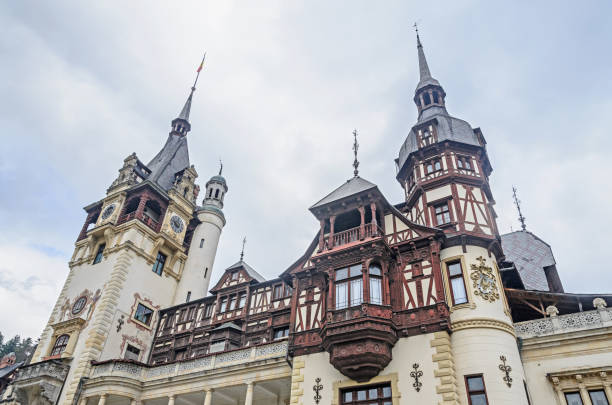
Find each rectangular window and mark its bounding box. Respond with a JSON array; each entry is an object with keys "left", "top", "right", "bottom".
[
  {"left": 273, "top": 284, "right": 283, "bottom": 300},
  {"left": 228, "top": 295, "right": 237, "bottom": 311},
  {"left": 92, "top": 243, "right": 106, "bottom": 264},
  {"left": 434, "top": 203, "right": 451, "bottom": 225},
  {"left": 152, "top": 252, "right": 166, "bottom": 275},
  {"left": 199, "top": 238, "right": 205, "bottom": 248},
  {"left": 231, "top": 271, "right": 239, "bottom": 280},
  {"left": 425, "top": 159, "right": 442, "bottom": 174},
  {"left": 335, "top": 265, "right": 363, "bottom": 309},
  {"left": 238, "top": 293, "right": 247, "bottom": 309},
  {"left": 341, "top": 383, "right": 392, "bottom": 405},
  {"left": 273, "top": 327, "right": 290, "bottom": 340},
  {"left": 124, "top": 344, "right": 140, "bottom": 361},
  {"left": 448, "top": 261, "right": 468, "bottom": 305},
  {"left": 465, "top": 375, "right": 488, "bottom": 405},
  {"left": 219, "top": 297, "right": 227, "bottom": 313},
  {"left": 204, "top": 304, "right": 213, "bottom": 318},
  {"left": 457, "top": 155, "right": 473, "bottom": 170},
  {"left": 369, "top": 265, "right": 382, "bottom": 305},
  {"left": 565, "top": 392, "right": 584, "bottom": 405},
  {"left": 589, "top": 391, "right": 609, "bottom": 405},
  {"left": 134, "top": 303, "right": 154, "bottom": 326},
  {"left": 284, "top": 284, "right": 293, "bottom": 296}
]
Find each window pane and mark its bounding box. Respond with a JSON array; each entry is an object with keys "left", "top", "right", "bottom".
[
  {"left": 368, "top": 388, "right": 377, "bottom": 398},
  {"left": 565, "top": 392, "right": 584, "bottom": 405},
  {"left": 369, "top": 265, "right": 381, "bottom": 276},
  {"left": 467, "top": 376, "right": 485, "bottom": 392},
  {"left": 357, "top": 390, "right": 366, "bottom": 400},
  {"left": 448, "top": 262, "right": 462, "bottom": 276},
  {"left": 336, "top": 282, "right": 348, "bottom": 309},
  {"left": 469, "top": 393, "right": 488, "bottom": 405},
  {"left": 370, "top": 278, "right": 382, "bottom": 305},
  {"left": 451, "top": 277, "right": 467, "bottom": 304},
  {"left": 589, "top": 391, "right": 608, "bottom": 405},
  {"left": 349, "top": 265, "right": 362, "bottom": 277},
  {"left": 336, "top": 268, "right": 348, "bottom": 281},
  {"left": 344, "top": 392, "right": 352, "bottom": 402},
  {"left": 382, "top": 386, "right": 391, "bottom": 398},
  {"left": 350, "top": 278, "right": 363, "bottom": 306}
]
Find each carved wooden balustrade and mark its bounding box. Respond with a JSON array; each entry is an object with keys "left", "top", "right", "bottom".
[
  {"left": 117, "top": 211, "right": 161, "bottom": 232},
  {"left": 323, "top": 223, "right": 385, "bottom": 251}
]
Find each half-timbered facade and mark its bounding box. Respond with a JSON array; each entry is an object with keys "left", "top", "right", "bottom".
[{"left": 3, "top": 34, "right": 612, "bottom": 405}]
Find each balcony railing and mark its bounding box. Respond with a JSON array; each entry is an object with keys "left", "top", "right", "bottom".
[
  {"left": 90, "top": 341, "right": 288, "bottom": 382},
  {"left": 324, "top": 223, "right": 384, "bottom": 251},
  {"left": 117, "top": 212, "right": 161, "bottom": 232},
  {"left": 514, "top": 307, "right": 612, "bottom": 339}
]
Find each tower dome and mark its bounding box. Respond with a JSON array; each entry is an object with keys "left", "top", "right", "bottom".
[{"left": 203, "top": 165, "right": 228, "bottom": 210}]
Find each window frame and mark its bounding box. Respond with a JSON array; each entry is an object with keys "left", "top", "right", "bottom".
[
  {"left": 124, "top": 344, "right": 141, "bottom": 361},
  {"left": 133, "top": 303, "right": 154, "bottom": 327},
  {"left": 368, "top": 264, "right": 383, "bottom": 305},
  {"left": 340, "top": 382, "right": 393, "bottom": 405},
  {"left": 433, "top": 202, "right": 452, "bottom": 225},
  {"left": 465, "top": 374, "right": 489, "bottom": 405},
  {"left": 238, "top": 293, "right": 247, "bottom": 309},
  {"left": 50, "top": 334, "right": 70, "bottom": 357},
  {"left": 447, "top": 260, "right": 468, "bottom": 306},
  {"left": 425, "top": 158, "right": 442, "bottom": 174},
  {"left": 588, "top": 390, "right": 609, "bottom": 405},
  {"left": 92, "top": 243, "right": 106, "bottom": 264},
  {"left": 335, "top": 264, "right": 363, "bottom": 310},
  {"left": 273, "top": 284, "right": 284, "bottom": 300},
  {"left": 273, "top": 326, "right": 290, "bottom": 340},
  {"left": 564, "top": 392, "right": 584, "bottom": 405},
  {"left": 152, "top": 252, "right": 167, "bottom": 276},
  {"left": 456, "top": 155, "right": 474, "bottom": 171},
  {"left": 219, "top": 297, "right": 228, "bottom": 313}
]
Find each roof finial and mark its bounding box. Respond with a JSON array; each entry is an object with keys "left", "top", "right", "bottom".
[
  {"left": 352, "top": 129, "right": 359, "bottom": 177},
  {"left": 512, "top": 186, "right": 527, "bottom": 231},
  {"left": 219, "top": 158, "right": 223, "bottom": 175},
  {"left": 414, "top": 22, "right": 421, "bottom": 47},
  {"left": 240, "top": 236, "right": 247, "bottom": 261}
]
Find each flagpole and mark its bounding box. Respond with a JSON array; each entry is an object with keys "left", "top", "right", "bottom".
[{"left": 192, "top": 52, "right": 206, "bottom": 89}]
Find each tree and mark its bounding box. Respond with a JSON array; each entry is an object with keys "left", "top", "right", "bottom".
[{"left": 0, "top": 333, "right": 37, "bottom": 364}]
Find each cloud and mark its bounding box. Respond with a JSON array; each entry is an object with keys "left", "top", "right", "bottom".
[{"left": 1, "top": 1, "right": 611, "bottom": 340}]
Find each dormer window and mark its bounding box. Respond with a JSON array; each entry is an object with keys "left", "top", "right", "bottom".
[{"left": 231, "top": 271, "right": 239, "bottom": 280}]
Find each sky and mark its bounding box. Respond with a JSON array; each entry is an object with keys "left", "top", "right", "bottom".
[{"left": 1, "top": 1, "right": 611, "bottom": 339}]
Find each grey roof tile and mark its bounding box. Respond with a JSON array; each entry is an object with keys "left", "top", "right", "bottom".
[{"left": 310, "top": 176, "right": 377, "bottom": 209}]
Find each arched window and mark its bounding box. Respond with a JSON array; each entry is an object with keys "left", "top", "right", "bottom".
[
  {"left": 208, "top": 188, "right": 213, "bottom": 197},
  {"left": 369, "top": 264, "right": 383, "bottom": 305},
  {"left": 215, "top": 189, "right": 220, "bottom": 198},
  {"left": 433, "top": 91, "right": 439, "bottom": 103},
  {"left": 423, "top": 93, "right": 432, "bottom": 106},
  {"left": 51, "top": 334, "right": 69, "bottom": 356},
  {"left": 124, "top": 198, "right": 140, "bottom": 215}
]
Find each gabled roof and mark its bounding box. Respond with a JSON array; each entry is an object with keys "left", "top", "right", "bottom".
[
  {"left": 310, "top": 176, "right": 377, "bottom": 210},
  {"left": 225, "top": 260, "right": 266, "bottom": 283}
]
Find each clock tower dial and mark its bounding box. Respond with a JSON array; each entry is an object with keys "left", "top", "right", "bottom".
[{"left": 170, "top": 215, "right": 184, "bottom": 233}]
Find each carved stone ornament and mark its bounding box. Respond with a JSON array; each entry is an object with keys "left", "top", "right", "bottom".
[
  {"left": 470, "top": 256, "right": 499, "bottom": 302},
  {"left": 498, "top": 355, "right": 513, "bottom": 387},
  {"left": 593, "top": 297, "right": 607, "bottom": 310},
  {"left": 410, "top": 363, "right": 423, "bottom": 392},
  {"left": 546, "top": 305, "right": 559, "bottom": 317},
  {"left": 313, "top": 377, "right": 323, "bottom": 404}
]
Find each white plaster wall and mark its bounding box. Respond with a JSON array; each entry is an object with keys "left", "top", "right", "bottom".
[
  {"left": 297, "top": 334, "right": 441, "bottom": 405},
  {"left": 174, "top": 209, "right": 224, "bottom": 304},
  {"left": 452, "top": 328, "right": 527, "bottom": 405},
  {"left": 425, "top": 184, "right": 451, "bottom": 202}
]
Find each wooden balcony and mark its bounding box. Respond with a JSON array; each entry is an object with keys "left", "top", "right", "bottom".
[
  {"left": 117, "top": 211, "right": 161, "bottom": 232},
  {"left": 321, "top": 223, "right": 384, "bottom": 252}
]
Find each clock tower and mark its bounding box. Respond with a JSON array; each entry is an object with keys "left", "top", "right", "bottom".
[{"left": 29, "top": 81, "right": 227, "bottom": 405}]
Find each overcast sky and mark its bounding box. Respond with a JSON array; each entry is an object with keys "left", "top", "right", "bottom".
[{"left": 1, "top": 1, "right": 611, "bottom": 339}]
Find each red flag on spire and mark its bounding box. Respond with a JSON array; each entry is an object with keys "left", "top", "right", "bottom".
[{"left": 197, "top": 53, "right": 206, "bottom": 73}]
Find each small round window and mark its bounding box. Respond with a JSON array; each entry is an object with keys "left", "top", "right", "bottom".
[{"left": 72, "top": 296, "right": 87, "bottom": 314}]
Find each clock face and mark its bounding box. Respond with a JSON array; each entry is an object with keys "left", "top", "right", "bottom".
[
  {"left": 170, "top": 215, "right": 184, "bottom": 233},
  {"left": 101, "top": 204, "right": 116, "bottom": 220}
]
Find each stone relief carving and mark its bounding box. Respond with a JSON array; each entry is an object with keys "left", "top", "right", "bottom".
[{"left": 470, "top": 256, "right": 499, "bottom": 302}]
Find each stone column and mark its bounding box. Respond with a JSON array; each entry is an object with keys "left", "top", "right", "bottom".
[
  {"left": 168, "top": 395, "right": 175, "bottom": 405},
  {"left": 603, "top": 384, "right": 612, "bottom": 404},
  {"left": 576, "top": 375, "right": 593, "bottom": 405},
  {"left": 97, "top": 394, "right": 107, "bottom": 405},
  {"left": 245, "top": 382, "right": 254, "bottom": 405},
  {"left": 135, "top": 195, "right": 148, "bottom": 219},
  {"left": 318, "top": 219, "right": 325, "bottom": 251},
  {"left": 203, "top": 389, "right": 213, "bottom": 405}
]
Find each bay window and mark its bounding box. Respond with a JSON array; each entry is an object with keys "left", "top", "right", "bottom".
[
  {"left": 335, "top": 264, "right": 363, "bottom": 309},
  {"left": 369, "top": 264, "right": 383, "bottom": 305}
]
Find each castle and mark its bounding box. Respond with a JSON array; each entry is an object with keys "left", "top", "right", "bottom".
[{"left": 2, "top": 34, "right": 612, "bottom": 405}]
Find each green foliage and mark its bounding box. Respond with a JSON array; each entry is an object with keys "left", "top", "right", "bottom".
[{"left": 0, "top": 332, "right": 37, "bottom": 364}]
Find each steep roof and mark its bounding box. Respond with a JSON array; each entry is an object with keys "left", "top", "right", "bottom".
[
  {"left": 501, "top": 230, "right": 558, "bottom": 291},
  {"left": 146, "top": 134, "right": 190, "bottom": 191},
  {"left": 310, "top": 176, "right": 377, "bottom": 209}
]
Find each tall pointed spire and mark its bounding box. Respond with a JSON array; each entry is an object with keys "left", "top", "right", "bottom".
[
  {"left": 411, "top": 26, "right": 446, "bottom": 118},
  {"left": 171, "top": 52, "right": 206, "bottom": 136},
  {"left": 414, "top": 25, "right": 440, "bottom": 92}
]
